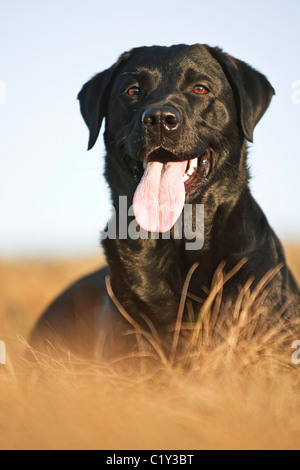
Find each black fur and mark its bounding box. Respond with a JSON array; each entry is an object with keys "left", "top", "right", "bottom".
[{"left": 30, "top": 44, "right": 299, "bottom": 360}]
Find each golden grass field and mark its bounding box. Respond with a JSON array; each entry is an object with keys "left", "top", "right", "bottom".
[{"left": 0, "top": 245, "right": 300, "bottom": 450}]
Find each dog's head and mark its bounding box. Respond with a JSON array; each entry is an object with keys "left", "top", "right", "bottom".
[{"left": 78, "top": 44, "right": 274, "bottom": 233}]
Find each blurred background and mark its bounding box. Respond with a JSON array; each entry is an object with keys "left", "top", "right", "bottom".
[{"left": 0, "top": 0, "right": 300, "bottom": 258}]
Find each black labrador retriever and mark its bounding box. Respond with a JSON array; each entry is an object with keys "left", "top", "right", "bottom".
[{"left": 29, "top": 44, "right": 300, "bottom": 360}]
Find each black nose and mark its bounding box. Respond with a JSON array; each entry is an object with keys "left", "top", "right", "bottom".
[{"left": 142, "top": 106, "right": 181, "bottom": 135}]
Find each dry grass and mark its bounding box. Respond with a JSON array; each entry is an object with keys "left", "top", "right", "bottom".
[{"left": 0, "top": 246, "right": 300, "bottom": 450}]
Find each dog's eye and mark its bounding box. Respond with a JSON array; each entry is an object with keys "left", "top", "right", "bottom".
[
  {"left": 127, "top": 87, "right": 141, "bottom": 96},
  {"left": 193, "top": 85, "right": 209, "bottom": 95}
]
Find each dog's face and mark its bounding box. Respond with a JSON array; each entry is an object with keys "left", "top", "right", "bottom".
[
  {"left": 78, "top": 44, "right": 275, "bottom": 233},
  {"left": 106, "top": 45, "right": 236, "bottom": 166}
]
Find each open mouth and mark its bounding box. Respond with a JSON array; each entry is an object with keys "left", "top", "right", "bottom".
[
  {"left": 182, "top": 150, "right": 211, "bottom": 197},
  {"left": 140, "top": 147, "right": 211, "bottom": 199},
  {"left": 136, "top": 148, "right": 211, "bottom": 191},
  {"left": 133, "top": 147, "right": 211, "bottom": 233}
]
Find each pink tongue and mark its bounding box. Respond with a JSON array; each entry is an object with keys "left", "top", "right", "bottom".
[{"left": 133, "top": 161, "right": 187, "bottom": 233}]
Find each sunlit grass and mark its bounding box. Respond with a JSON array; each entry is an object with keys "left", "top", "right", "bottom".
[{"left": 0, "top": 246, "right": 300, "bottom": 450}]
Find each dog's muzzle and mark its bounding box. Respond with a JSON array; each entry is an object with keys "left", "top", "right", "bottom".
[{"left": 142, "top": 106, "right": 181, "bottom": 137}]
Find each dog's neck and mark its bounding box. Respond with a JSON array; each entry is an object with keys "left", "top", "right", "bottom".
[{"left": 102, "top": 141, "right": 257, "bottom": 325}]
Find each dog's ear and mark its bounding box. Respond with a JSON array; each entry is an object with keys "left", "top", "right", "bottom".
[
  {"left": 208, "top": 47, "right": 275, "bottom": 142},
  {"left": 78, "top": 51, "right": 132, "bottom": 150}
]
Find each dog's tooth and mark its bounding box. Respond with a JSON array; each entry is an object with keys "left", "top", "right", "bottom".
[
  {"left": 183, "top": 174, "right": 189, "bottom": 182},
  {"left": 186, "top": 158, "right": 198, "bottom": 175},
  {"left": 191, "top": 157, "right": 198, "bottom": 168}
]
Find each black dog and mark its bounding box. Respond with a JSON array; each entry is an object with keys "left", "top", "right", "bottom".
[{"left": 30, "top": 44, "right": 299, "bottom": 360}]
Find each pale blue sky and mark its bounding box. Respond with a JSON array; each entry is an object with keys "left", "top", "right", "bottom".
[{"left": 0, "top": 0, "right": 299, "bottom": 256}]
